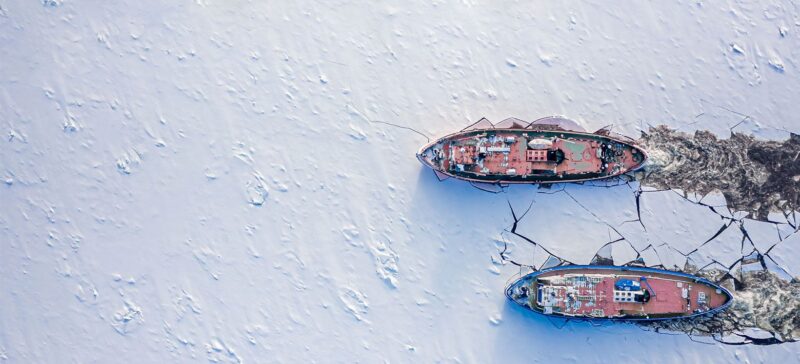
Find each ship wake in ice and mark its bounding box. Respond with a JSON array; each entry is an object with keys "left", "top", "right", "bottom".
[{"left": 637, "top": 126, "right": 800, "bottom": 221}]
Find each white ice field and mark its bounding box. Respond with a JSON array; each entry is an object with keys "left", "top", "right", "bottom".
[{"left": 1, "top": 1, "right": 799, "bottom": 363}]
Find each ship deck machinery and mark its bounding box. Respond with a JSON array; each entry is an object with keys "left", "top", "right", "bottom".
[
  {"left": 506, "top": 265, "right": 733, "bottom": 321},
  {"left": 417, "top": 117, "right": 647, "bottom": 184}
]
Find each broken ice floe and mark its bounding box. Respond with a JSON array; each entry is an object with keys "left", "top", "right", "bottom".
[{"left": 498, "top": 190, "right": 799, "bottom": 345}]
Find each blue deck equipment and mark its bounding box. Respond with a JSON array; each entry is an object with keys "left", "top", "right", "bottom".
[{"left": 614, "top": 279, "right": 641, "bottom": 291}]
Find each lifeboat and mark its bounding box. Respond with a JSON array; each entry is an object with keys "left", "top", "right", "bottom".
[
  {"left": 417, "top": 116, "right": 647, "bottom": 184},
  {"left": 506, "top": 265, "right": 733, "bottom": 321}
]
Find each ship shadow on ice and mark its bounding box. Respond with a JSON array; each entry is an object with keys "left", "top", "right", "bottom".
[{"left": 494, "top": 286, "right": 647, "bottom": 356}]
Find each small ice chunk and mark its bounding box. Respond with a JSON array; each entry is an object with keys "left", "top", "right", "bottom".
[
  {"left": 112, "top": 301, "right": 143, "bottom": 334},
  {"left": 246, "top": 181, "right": 269, "bottom": 206},
  {"left": 768, "top": 57, "right": 785, "bottom": 72},
  {"left": 116, "top": 148, "right": 143, "bottom": 175},
  {"left": 368, "top": 240, "right": 399, "bottom": 288},
  {"left": 339, "top": 287, "right": 369, "bottom": 322},
  {"left": 63, "top": 116, "right": 80, "bottom": 132}
]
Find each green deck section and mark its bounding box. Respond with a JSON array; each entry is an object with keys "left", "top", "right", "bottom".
[
  {"left": 560, "top": 139, "right": 595, "bottom": 172},
  {"left": 562, "top": 139, "right": 587, "bottom": 160}
]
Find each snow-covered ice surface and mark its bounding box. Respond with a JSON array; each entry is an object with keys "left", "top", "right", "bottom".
[{"left": 1, "top": 1, "right": 799, "bottom": 362}]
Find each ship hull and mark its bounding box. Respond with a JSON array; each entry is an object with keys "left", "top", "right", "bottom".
[
  {"left": 506, "top": 265, "right": 733, "bottom": 321},
  {"left": 418, "top": 128, "right": 648, "bottom": 184}
]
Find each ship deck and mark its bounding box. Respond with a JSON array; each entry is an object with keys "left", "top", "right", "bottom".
[
  {"left": 420, "top": 129, "right": 645, "bottom": 183},
  {"left": 513, "top": 268, "right": 730, "bottom": 319}
]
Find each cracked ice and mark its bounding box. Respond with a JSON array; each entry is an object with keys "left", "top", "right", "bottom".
[{"left": 496, "top": 126, "right": 800, "bottom": 345}]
